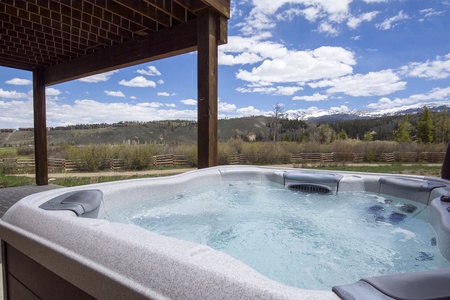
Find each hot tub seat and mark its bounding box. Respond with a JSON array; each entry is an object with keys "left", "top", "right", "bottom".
[{"left": 333, "top": 268, "right": 450, "bottom": 300}]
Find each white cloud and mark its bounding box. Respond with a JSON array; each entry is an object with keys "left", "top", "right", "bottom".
[
  {"left": 376, "top": 11, "right": 409, "bottom": 30},
  {"left": 419, "top": 8, "right": 444, "bottom": 21},
  {"left": 119, "top": 76, "right": 156, "bottom": 87},
  {"left": 236, "top": 106, "right": 264, "bottom": 116},
  {"left": 45, "top": 88, "right": 61, "bottom": 96},
  {"left": 136, "top": 66, "right": 161, "bottom": 76},
  {"left": 157, "top": 79, "right": 164, "bottom": 85},
  {"left": 181, "top": 99, "right": 197, "bottom": 106},
  {"left": 218, "top": 102, "right": 237, "bottom": 112},
  {"left": 158, "top": 92, "right": 171, "bottom": 97},
  {"left": 363, "top": 0, "right": 387, "bottom": 3},
  {"left": 78, "top": 70, "right": 118, "bottom": 83},
  {"left": 292, "top": 93, "right": 328, "bottom": 101},
  {"left": 219, "top": 52, "right": 263, "bottom": 66},
  {"left": 402, "top": 54, "right": 450, "bottom": 80},
  {"left": 5, "top": 78, "right": 32, "bottom": 85},
  {"left": 137, "top": 102, "right": 163, "bottom": 108},
  {"left": 219, "top": 35, "right": 288, "bottom": 65},
  {"left": 309, "top": 69, "right": 406, "bottom": 96},
  {"left": 42, "top": 99, "right": 198, "bottom": 127},
  {"left": 318, "top": 21, "right": 339, "bottom": 36},
  {"left": 0, "top": 88, "right": 28, "bottom": 99},
  {"left": 237, "top": 85, "right": 303, "bottom": 96},
  {"left": 367, "top": 86, "right": 450, "bottom": 109},
  {"left": 105, "top": 90, "right": 125, "bottom": 97},
  {"left": 236, "top": 46, "right": 355, "bottom": 85},
  {"left": 347, "top": 11, "right": 379, "bottom": 29}
]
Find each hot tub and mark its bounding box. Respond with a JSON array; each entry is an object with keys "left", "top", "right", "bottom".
[{"left": 1, "top": 165, "right": 450, "bottom": 299}]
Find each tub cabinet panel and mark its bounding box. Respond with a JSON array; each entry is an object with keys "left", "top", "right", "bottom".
[{"left": 2, "top": 241, "right": 95, "bottom": 300}]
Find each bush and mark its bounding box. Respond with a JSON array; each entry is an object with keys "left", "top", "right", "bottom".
[{"left": 16, "top": 146, "right": 34, "bottom": 156}]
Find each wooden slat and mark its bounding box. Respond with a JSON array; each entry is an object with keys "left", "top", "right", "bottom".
[{"left": 44, "top": 19, "right": 198, "bottom": 85}]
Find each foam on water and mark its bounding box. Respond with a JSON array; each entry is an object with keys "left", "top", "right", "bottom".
[{"left": 105, "top": 181, "right": 450, "bottom": 290}]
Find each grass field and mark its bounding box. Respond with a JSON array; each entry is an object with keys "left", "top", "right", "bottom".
[{"left": 0, "top": 164, "right": 442, "bottom": 188}]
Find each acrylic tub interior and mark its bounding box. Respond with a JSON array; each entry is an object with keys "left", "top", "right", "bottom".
[{"left": 1, "top": 165, "right": 450, "bottom": 300}]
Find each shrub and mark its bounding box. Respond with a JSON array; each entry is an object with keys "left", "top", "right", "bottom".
[{"left": 16, "top": 146, "right": 34, "bottom": 156}]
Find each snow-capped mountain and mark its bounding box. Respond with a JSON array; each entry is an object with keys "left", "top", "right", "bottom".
[{"left": 286, "top": 102, "right": 450, "bottom": 122}]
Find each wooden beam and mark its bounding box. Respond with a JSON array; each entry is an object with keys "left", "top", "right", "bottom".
[
  {"left": 33, "top": 68, "right": 48, "bottom": 185},
  {"left": 197, "top": 8, "right": 218, "bottom": 168},
  {"left": 44, "top": 19, "right": 199, "bottom": 86},
  {"left": 198, "top": 0, "right": 230, "bottom": 18}
]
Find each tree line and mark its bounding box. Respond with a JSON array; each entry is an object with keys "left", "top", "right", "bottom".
[{"left": 272, "top": 106, "right": 449, "bottom": 144}]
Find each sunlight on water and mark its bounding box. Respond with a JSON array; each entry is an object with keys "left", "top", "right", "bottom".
[{"left": 105, "top": 181, "right": 450, "bottom": 290}]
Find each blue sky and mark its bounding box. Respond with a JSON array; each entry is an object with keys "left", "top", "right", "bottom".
[{"left": 1, "top": 0, "right": 450, "bottom": 128}]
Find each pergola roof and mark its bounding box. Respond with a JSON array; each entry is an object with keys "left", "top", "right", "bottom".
[{"left": 0, "top": 0, "right": 229, "bottom": 85}]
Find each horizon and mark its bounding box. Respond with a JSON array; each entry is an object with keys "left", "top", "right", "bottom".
[{"left": 1, "top": 0, "right": 450, "bottom": 129}]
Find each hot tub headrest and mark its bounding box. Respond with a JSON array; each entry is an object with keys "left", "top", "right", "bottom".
[
  {"left": 333, "top": 268, "right": 450, "bottom": 300},
  {"left": 283, "top": 172, "right": 343, "bottom": 183},
  {"left": 39, "top": 189, "right": 102, "bottom": 216},
  {"left": 379, "top": 177, "right": 446, "bottom": 192}
]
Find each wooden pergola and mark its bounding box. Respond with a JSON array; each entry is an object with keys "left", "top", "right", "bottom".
[{"left": 0, "top": 0, "right": 229, "bottom": 185}]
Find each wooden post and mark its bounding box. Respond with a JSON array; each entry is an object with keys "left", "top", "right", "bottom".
[
  {"left": 33, "top": 68, "right": 48, "bottom": 185},
  {"left": 197, "top": 8, "right": 219, "bottom": 169}
]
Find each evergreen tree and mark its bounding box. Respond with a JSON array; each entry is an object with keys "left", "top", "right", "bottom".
[
  {"left": 417, "top": 106, "right": 435, "bottom": 144},
  {"left": 338, "top": 129, "right": 348, "bottom": 140},
  {"left": 394, "top": 115, "right": 412, "bottom": 142}
]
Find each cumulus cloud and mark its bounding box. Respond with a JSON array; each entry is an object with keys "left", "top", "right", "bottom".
[
  {"left": 219, "top": 52, "right": 263, "bottom": 66},
  {"left": 78, "top": 70, "right": 118, "bottom": 83},
  {"left": 309, "top": 69, "right": 406, "bottom": 96},
  {"left": 292, "top": 93, "right": 328, "bottom": 101},
  {"left": 5, "top": 78, "right": 32, "bottom": 85},
  {"left": 136, "top": 66, "right": 161, "bottom": 76},
  {"left": 236, "top": 106, "right": 264, "bottom": 116},
  {"left": 105, "top": 90, "right": 125, "bottom": 97},
  {"left": 158, "top": 92, "right": 171, "bottom": 97},
  {"left": 45, "top": 88, "right": 61, "bottom": 96},
  {"left": 367, "top": 86, "right": 450, "bottom": 109},
  {"left": 119, "top": 76, "right": 156, "bottom": 87},
  {"left": 236, "top": 46, "right": 355, "bottom": 85},
  {"left": 181, "top": 99, "right": 197, "bottom": 106},
  {"left": 402, "top": 54, "right": 450, "bottom": 80},
  {"left": 376, "top": 11, "right": 409, "bottom": 30},
  {"left": 0, "top": 88, "right": 28, "bottom": 99},
  {"left": 218, "top": 102, "right": 237, "bottom": 112}
]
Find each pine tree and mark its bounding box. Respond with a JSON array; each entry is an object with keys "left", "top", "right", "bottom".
[
  {"left": 417, "top": 107, "right": 435, "bottom": 144},
  {"left": 394, "top": 115, "right": 412, "bottom": 142},
  {"left": 338, "top": 129, "right": 348, "bottom": 140}
]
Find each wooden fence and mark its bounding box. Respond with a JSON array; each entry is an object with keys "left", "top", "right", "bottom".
[
  {"left": 152, "top": 154, "right": 189, "bottom": 167},
  {"left": 0, "top": 151, "right": 445, "bottom": 171},
  {"left": 0, "top": 157, "right": 126, "bottom": 172},
  {"left": 287, "top": 151, "right": 446, "bottom": 167}
]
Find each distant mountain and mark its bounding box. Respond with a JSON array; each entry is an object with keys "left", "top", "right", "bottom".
[
  {"left": 2, "top": 104, "right": 449, "bottom": 147},
  {"left": 303, "top": 103, "right": 450, "bottom": 123}
]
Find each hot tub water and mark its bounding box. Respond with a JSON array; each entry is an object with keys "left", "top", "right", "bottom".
[{"left": 105, "top": 180, "right": 450, "bottom": 290}]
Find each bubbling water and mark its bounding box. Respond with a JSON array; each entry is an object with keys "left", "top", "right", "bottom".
[{"left": 105, "top": 181, "right": 450, "bottom": 290}]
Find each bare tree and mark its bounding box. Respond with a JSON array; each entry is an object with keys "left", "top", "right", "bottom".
[{"left": 270, "top": 103, "right": 284, "bottom": 142}]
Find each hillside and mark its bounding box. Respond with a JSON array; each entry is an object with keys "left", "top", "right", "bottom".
[{"left": 1, "top": 108, "right": 448, "bottom": 147}]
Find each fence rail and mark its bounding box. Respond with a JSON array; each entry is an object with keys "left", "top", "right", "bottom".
[
  {"left": 152, "top": 154, "right": 189, "bottom": 167},
  {"left": 0, "top": 151, "right": 445, "bottom": 171}
]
